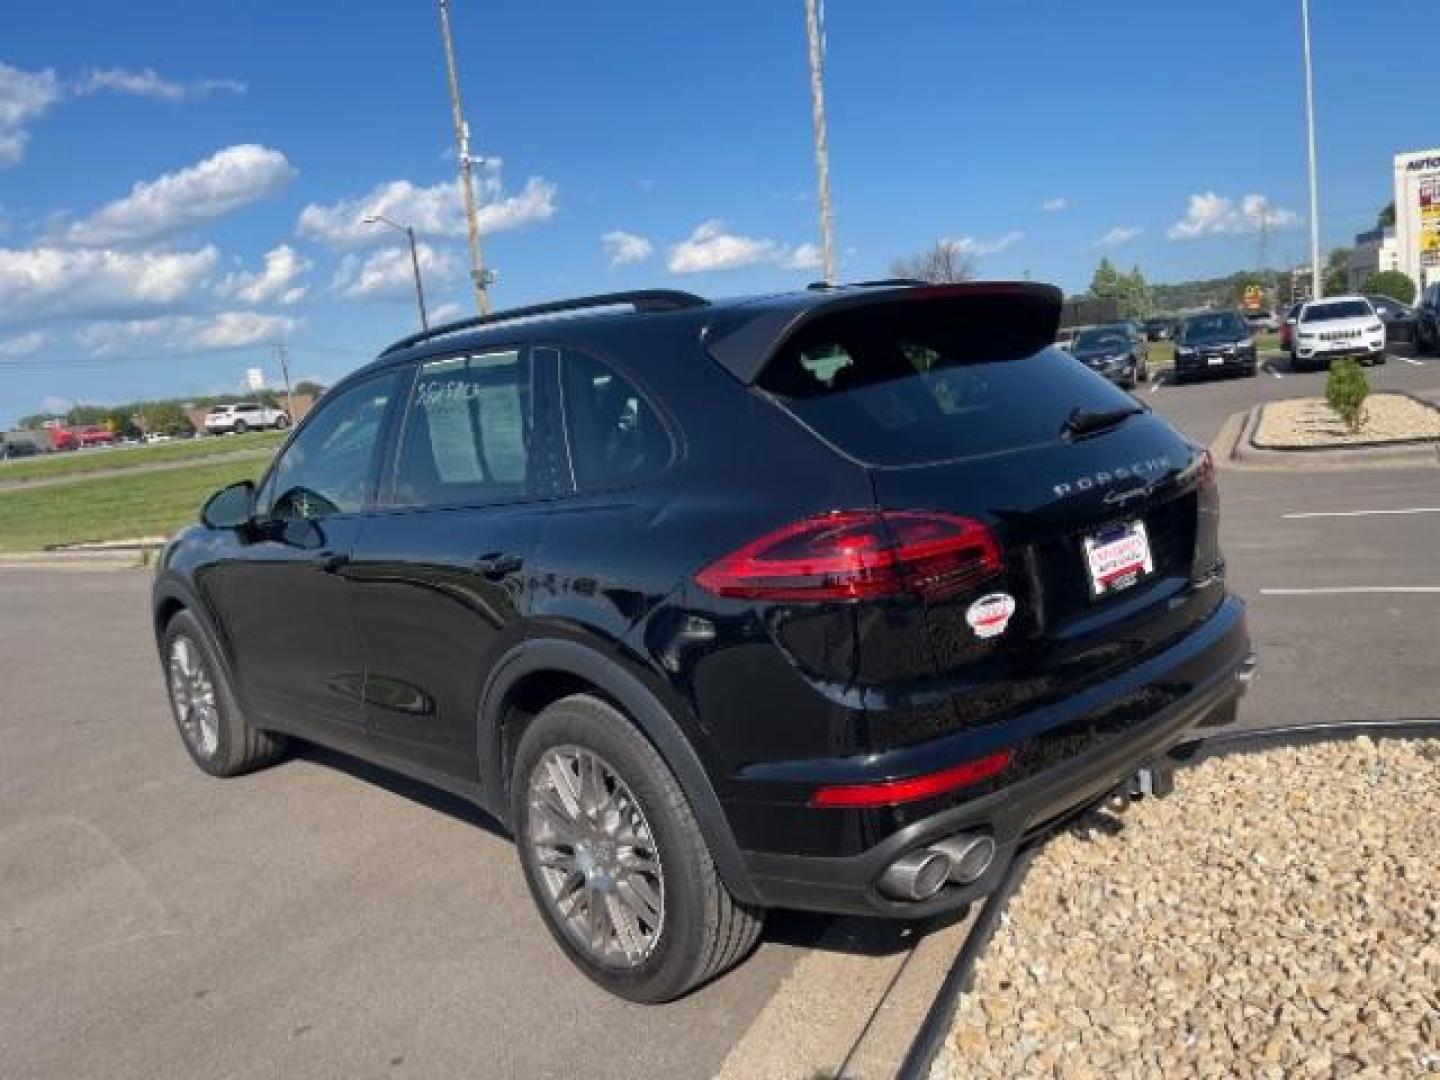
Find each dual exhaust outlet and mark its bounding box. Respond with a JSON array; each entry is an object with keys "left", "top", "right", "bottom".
[{"left": 876, "top": 833, "right": 996, "bottom": 902}]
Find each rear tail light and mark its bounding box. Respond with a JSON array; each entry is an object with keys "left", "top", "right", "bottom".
[
  {"left": 808, "top": 749, "right": 1013, "bottom": 808},
  {"left": 695, "top": 510, "right": 1002, "bottom": 603}
]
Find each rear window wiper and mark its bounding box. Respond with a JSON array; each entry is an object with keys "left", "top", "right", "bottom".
[{"left": 1062, "top": 402, "right": 1143, "bottom": 438}]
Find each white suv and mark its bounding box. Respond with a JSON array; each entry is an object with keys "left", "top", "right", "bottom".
[
  {"left": 202, "top": 402, "right": 289, "bottom": 435},
  {"left": 1291, "top": 295, "right": 1386, "bottom": 371}
]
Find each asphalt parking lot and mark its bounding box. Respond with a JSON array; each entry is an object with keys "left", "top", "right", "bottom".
[{"left": 1, "top": 354, "right": 1436, "bottom": 1079}]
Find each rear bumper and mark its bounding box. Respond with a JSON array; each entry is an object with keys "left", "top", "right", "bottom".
[{"left": 739, "top": 595, "right": 1253, "bottom": 917}]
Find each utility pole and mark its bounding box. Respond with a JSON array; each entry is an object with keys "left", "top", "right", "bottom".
[
  {"left": 1299, "top": 0, "right": 1322, "bottom": 299},
  {"left": 275, "top": 342, "right": 295, "bottom": 424},
  {"left": 804, "top": 0, "right": 837, "bottom": 285},
  {"left": 437, "top": 0, "right": 492, "bottom": 315}
]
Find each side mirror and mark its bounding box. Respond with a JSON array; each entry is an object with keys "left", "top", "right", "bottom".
[{"left": 201, "top": 480, "right": 256, "bottom": 529}]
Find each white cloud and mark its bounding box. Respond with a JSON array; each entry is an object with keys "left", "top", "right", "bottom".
[
  {"left": 1167, "top": 192, "right": 1299, "bottom": 240},
  {"left": 77, "top": 311, "right": 300, "bottom": 357},
  {"left": 0, "top": 329, "right": 50, "bottom": 357},
  {"left": 0, "top": 63, "right": 62, "bottom": 168},
  {"left": 1041, "top": 197, "right": 1068, "bottom": 212},
  {"left": 947, "top": 230, "right": 1025, "bottom": 258},
  {"left": 41, "top": 394, "right": 72, "bottom": 415},
  {"left": 780, "top": 242, "right": 823, "bottom": 271},
  {"left": 73, "top": 68, "right": 247, "bottom": 101},
  {"left": 0, "top": 245, "right": 217, "bottom": 325},
  {"left": 1097, "top": 226, "right": 1142, "bottom": 248},
  {"left": 297, "top": 164, "right": 557, "bottom": 249},
  {"left": 668, "top": 219, "right": 826, "bottom": 275},
  {"left": 333, "top": 242, "right": 460, "bottom": 301},
  {"left": 601, "top": 230, "right": 654, "bottom": 267},
  {"left": 217, "top": 243, "right": 310, "bottom": 305},
  {"left": 429, "top": 301, "right": 464, "bottom": 323},
  {"left": 57, "top": 145, "right": 295, "bottom": 247}
]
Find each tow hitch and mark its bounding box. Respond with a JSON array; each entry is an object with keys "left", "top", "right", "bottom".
[{"left": 1130, "top": 761, "right": 1175, "bottom": 799}]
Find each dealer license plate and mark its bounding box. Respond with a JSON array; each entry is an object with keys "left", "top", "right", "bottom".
[
  {"left": 1083, "top": 520, "right": 1154, "bottom": 597},
  {"left": 1207, "top": 354, "right": 1225, "bottom": 366}
]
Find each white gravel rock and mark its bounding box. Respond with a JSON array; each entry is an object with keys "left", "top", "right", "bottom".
[{"left": 932, "top": 737, "right": 1440, "bottom": 1079}]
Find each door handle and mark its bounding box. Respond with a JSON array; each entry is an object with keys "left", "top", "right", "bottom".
[
  {"left": 474, "top": 552, "right": 524, "bottom": 579},
  {"left": 315, "top": 551, "right": 350, "bottom": 574}
]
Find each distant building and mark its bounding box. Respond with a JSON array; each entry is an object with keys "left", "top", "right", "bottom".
[
  {"left": 1348, "top": 226, "right": 1400, "bottom": 292},
  {"left": 1394, "top": 147, "right": 1440, "bottom": 290}
]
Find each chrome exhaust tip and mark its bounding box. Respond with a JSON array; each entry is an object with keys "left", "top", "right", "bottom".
[
  {"left": 930, "top": 834, "right": 997, "bottom": 885},
  {"left": 877, "top": 848, "right": 952, "bottom": 901}
]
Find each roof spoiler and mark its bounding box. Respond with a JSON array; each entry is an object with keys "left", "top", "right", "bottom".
[{"left": 706, "top": 282, "right": 1063, "bottom": 384}]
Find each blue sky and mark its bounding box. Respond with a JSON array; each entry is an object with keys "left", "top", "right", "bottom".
[{"left": 1, "top": 0, "right": 1434, "bottom": 426}]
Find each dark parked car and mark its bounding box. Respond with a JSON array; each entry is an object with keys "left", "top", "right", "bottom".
[
  {"left": 1143, "top": 317, "right": 1178, "bottom": 341},
  {"left": 1415, "top": 282, "right": 1440, "bottom": 355},
  {"left": 1173, "top": 310, "right": 1258, "bottom": 381},
  {"left": 1068, "top": 322, "right": 1150, "bottom": 388},
  {"left": 1365, "top": 295, "right": 1417, "bottom": 344},
  {"left": 151, "top": 283, "right": 1253, "bottom": 1001}
]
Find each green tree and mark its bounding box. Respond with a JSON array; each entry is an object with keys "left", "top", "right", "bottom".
[
  {"left": 1087, "top": 257, "right": 1120, "bottom": 301},
  {"left": 1114, "top": 266, "right": 1153, "bottom": 318},
  {"left": 1360, "top": 270, "right": 1416, "bottom": 305},
  {"left": 1322, "top": 247, "right": 1352, "bottom": 297},
  {"left": 1377, "top": 201, "right": 1396, "bottom": 230},
  {"left": 294, "top": 379, "right": 327, "bottom": 398},
  {"left": 1326, "top": 359, "right": 1369, "bottom": 435}
]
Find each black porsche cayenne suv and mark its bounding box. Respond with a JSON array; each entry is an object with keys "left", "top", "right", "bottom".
[{"left": 152, "top": 282, "right": 1254, "bottom": 1002}]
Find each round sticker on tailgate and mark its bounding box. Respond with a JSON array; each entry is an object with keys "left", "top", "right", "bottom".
[{"left": 966, "top": 592, "right": 1016, "bottom": 639}]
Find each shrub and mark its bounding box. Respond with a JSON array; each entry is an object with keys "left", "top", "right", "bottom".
[
  {"left": 1326, "top": 359, "right": 1370, "bottom": 435},
  {"left": 1361, "top": 269, "right": 1417, "bottom": 306}
]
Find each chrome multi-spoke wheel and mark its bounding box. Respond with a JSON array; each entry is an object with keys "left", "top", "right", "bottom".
[
  {"left": 168, "top": 636, "right": 219, "bottom": 758},
  {"left": 526, "top": 745, "right": 664, "bottom": 968}
]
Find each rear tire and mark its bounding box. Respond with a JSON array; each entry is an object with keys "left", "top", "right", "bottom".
[
  {"left": 162, "top": 610, "right": 286, "bottom": 777},
  {"left": 512, "top": 694, "right": 764, "bottom": 1002},
  {"left": 275, "top": 414, "right": 290, "bottom": 430},
  {"left": 232, "top": 420, "right": 248, "bottom": 435}
]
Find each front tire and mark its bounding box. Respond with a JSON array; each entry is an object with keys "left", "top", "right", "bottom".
[
  {"left": 274, "top": 414, "right": 290, "bottom": 430},
  {"left": 512, "top": 694, "right": 763, "bottom": 1003},
  {"left": 232, "top": 420, "right": 248, "bottom": 435},
  {"left": 162, "top": 610, "right": 286, "bottom": 777}
]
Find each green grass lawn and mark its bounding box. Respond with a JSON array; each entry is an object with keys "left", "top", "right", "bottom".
[
  {"left": 0, "top": 430, "right": 283, "bottom": 484},
  {"left": 0, "top": 458, "right": 267, "bottom": 551}
]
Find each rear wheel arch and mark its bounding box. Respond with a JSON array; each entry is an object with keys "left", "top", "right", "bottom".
[{"left": 478, "top": 638, "right": 761, "bottom": 905}]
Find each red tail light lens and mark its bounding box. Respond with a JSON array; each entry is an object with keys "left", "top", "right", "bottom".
[
  {"left": 695, "top": 510, "right": 1001, "bottom": 603},
  {"left": 808, "top": 749, "right": 1013, "bottom": 808}
]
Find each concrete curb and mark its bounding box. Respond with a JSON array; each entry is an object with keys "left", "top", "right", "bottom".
[
  {"left": 0, "top": 550, "right": 144, "bottom": 571},
  {"left": 1216, "top": 405, "right": 1439, "bottom": 471}
]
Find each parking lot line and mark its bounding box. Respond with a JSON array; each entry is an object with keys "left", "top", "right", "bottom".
[
  {"left": 1281, "top": 507, "right": 1440, "bottom": 520},
  {"left": 1262, "top": 362, "right": 1284, "bottom": 378},
  {"left": 1403, "top": 357, "right": 1425, "bottom": 366},
  {"left": 1148, "top": 373, "right": 1165, "bottom": 394},
  {"left": 1260, "top": 586, "right": 1440, "bottom": 596}
]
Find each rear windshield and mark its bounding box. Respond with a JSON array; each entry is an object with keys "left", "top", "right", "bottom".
[
  {"left": 1303, "top": 300, "right": 1371, "bottom": 321},
  {"left": 757, "top": 298, "right": 1136, "bottom": 467}
]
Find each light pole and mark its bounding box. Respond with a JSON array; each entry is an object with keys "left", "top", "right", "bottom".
[
  {"left": 804, "top": 0, "right": 837, "bottom": 285},
  {"left": 363, "top": 214, "right": 429, "bottom": 330},
  {"left": 1300, "top": 0, "right": 1322, "bottom": 299},
  {"left": 437, "top": 0, "right": 492, "bottom": 315}
]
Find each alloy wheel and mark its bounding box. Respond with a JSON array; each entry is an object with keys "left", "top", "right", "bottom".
[
  {"left": 168, "top": 636, "right": 220, "bottom": 758},
  {"left": 526, "top": 745, "right": 665, "bottom": 968}
]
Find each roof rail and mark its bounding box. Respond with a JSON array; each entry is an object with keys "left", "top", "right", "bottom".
[
  {"left": 379, "top": 289, "right": 709, "bottom": 357},
  {"left": 805, "top": 278, "right": 927, "bottom": 291}
]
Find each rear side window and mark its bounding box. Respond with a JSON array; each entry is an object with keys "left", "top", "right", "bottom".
[
  {"left": 391, "top": 349, "right": 533, "bottom": 508},
  {"left": 560, "top": 350, "right": 671, "bottom": 490},
  {"left": 757, "top": 297, "right": 1134, "bottom": 467}
]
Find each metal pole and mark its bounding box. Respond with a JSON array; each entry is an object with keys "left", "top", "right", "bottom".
[
  {"left": 1300, "top": 0, "right": 1322, "bottom": 299},
  {"left": 804, "top": 0, "right": 837, "bottom": 285},
  {"left": 406, "top": 226, "right": 430, "bottom": 329},
  {"left": 275, "top": 342, "right": 295, "bottom": 425},
  {"left": 438, "top": 0, "right": 492, "bottom": 314}
]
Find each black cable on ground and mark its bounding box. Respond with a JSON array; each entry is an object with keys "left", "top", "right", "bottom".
[
  {"left": 897, "top": 718, "right": 1440, "bottom": 1078},
  {"left": 896, "top": 844, "right": 1038, "bottom": 1080}
]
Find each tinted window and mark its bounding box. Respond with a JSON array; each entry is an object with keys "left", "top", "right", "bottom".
[
  {"left": 757, "top": 298, "right": 1136, "bottom": 467},
  {"left": 1073, "top": 326, "right": 1130, "bottom": 350},
  {"left": 1178, "top": 313, "right": 1249, "bottom": 341},
  {"left": 263, "top": 371, "right": 400, "bottom": 520},
  {"left": 389, "top": 350, "right": 532, "bottom": 508},
  {"left": 561, "top": 350, "right": 671, "bottom": 490},
  {"left": 1302, "top": 300, "right": 1371, "bottom": 322}
]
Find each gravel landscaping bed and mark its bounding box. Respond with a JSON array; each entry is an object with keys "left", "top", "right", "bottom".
[
  {"left": 933, "top": 737, "right": 1440, "bottom": 1079},
  {"left": 1254, "top": 393, "right": 1440, "bottom": 448}
]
